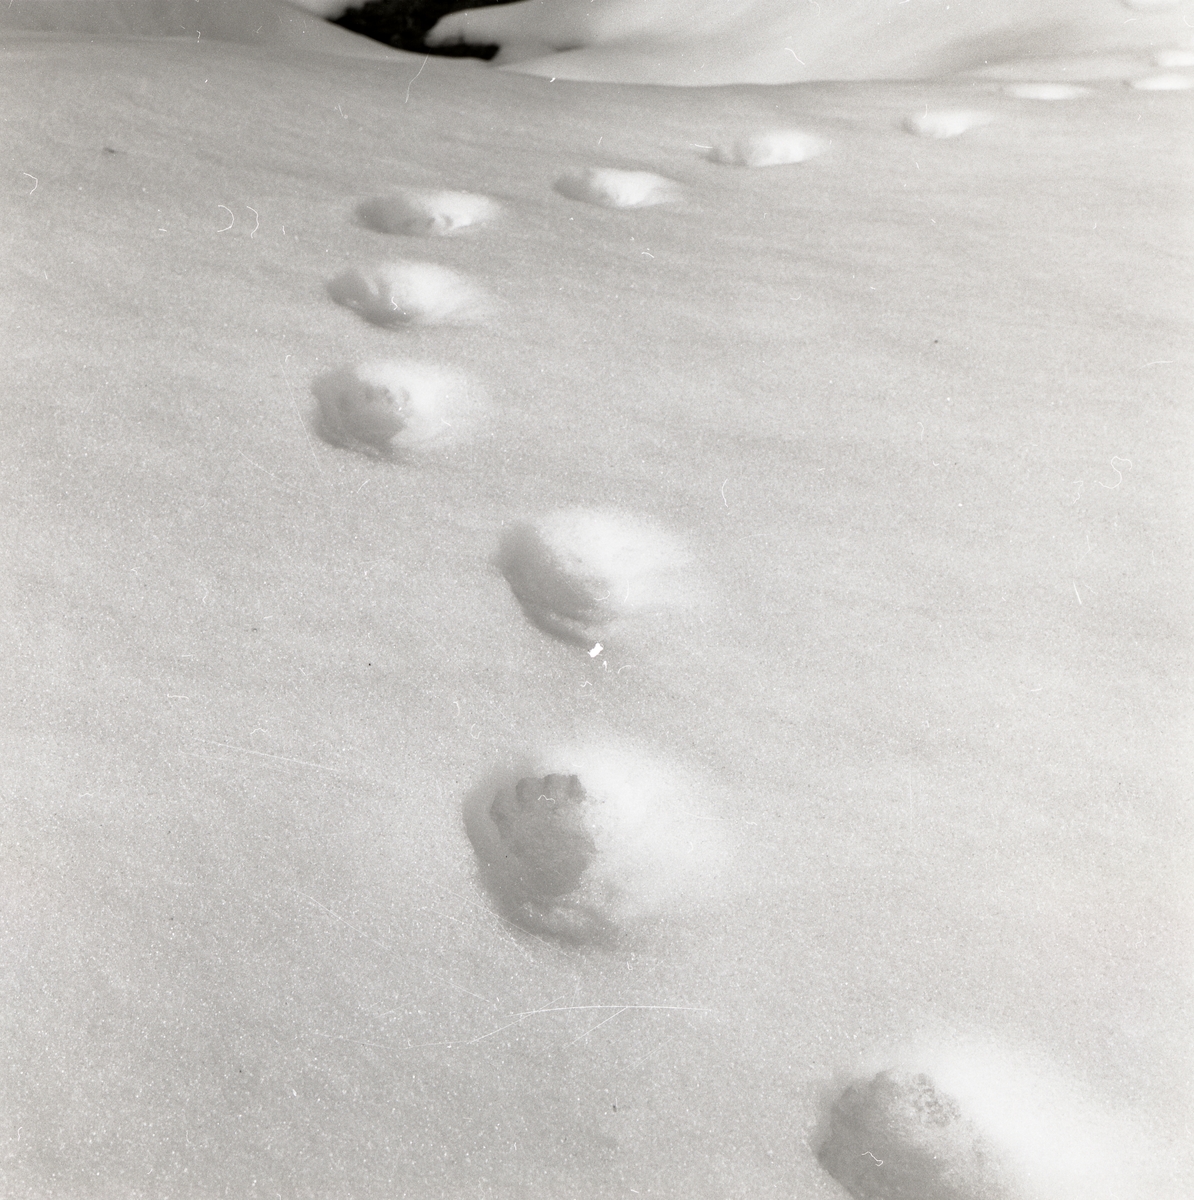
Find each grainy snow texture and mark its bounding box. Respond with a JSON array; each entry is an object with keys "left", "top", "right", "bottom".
[{"left": 1, "top": 1, "right": 1192, "bottom": 1198}]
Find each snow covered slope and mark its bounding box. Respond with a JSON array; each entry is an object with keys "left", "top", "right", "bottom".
[
  {"left": 0, "top": 0, "right": 392, "bottom": 55},
  {"left": 427, "top": 0, "right": 1194, "bottom": 84},
  {"left": 1, "top": 4, "right": 1191, "bottom": 1198}
]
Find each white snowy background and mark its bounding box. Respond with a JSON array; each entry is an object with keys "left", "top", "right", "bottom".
[{"left": 2, "top": 1, "right": 1192, "bottom": 1197}]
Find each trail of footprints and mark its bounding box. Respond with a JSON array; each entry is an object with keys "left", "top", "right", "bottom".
[{"left": 305, "top": 62, "right": 1188, "bottom": 1195}]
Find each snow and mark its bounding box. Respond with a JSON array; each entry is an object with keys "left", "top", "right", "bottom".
[
  {"left": 463, "top": 745, "right": 724, "bottom": 945},
  {"left": 902, "top": 110, "right": 993, "bottom": 139},
  {"left": 706, "top": 129, "right": 827, "bottom": 167},
  {"left": 817, "top": 1067, "right": 1015, "bottom": 1199},
  {"left": 1003, "top": 82, "right": 1093, "bottom": 99},
  {"left": 425, "top": 0, "right": 1194, "bottom": 86},
  {"left": 1155, "top": 47, "right": 1194, "bottom": 66},
  {"left": 1, "top": 1, "right": 1191, "bottom": 1198},
  {"left": 497, "top": 509, "right": 695, "bottom": 645},
  {"left": 816, "top": 1045, "right": 1156, "bottom": 1200},
  {"left": 1130, "top": 71, "right": 1194, "bottom": 89},
  {"left": 357, "top": 189, "right": 500, "bottom": 237},
  {"left": 312, "top": 359, "right": 478, "bottom": 454},
  {"left": 553, "top": 167, "right": 683, "bottom": 209},
  {"left": 327, "top": 259, "right": 491, "bottom": 324}
]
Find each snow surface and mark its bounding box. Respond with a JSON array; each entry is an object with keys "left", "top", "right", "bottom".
[
  {"left": 463, "top": 745, "right": 723, "bottom": 946},
  {"left": 1131, "top": 71, "right": 1194, "bottom": 89},
  {"left": 312, "top": 358, "right": 480, "bottom": 454},
  {"left": 1, "top": 2, "right": 1192, "bottom": 1198},
  {"left": 497, "top": 509, "right": 696, "bottom": 645},
  {"left": 327, "top": 259, "right": 491, "bottom": 325},
  {"left": 902, "top": 110, "right": 993, "bottom": 139},
  {"left": 706, "top": 129, "right": 828, "bottom": 168},
  {"left": 356, "top": 189, "right": 500, "bottom": 237},
  {"left": 425, "top": 0, "right": 1194, "bottom": 86},
  {"left": 554, "top": 166, "right": 683, "bottom": 209},
  {"left": 1003, "top": 82, "right": 1093, "bottom": 100}
]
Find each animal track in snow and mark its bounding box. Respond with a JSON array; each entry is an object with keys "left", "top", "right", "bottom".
[
  {"left": 816, "top": 1045, "right": 1155, "bottom": 1200},
  {"left": 1003, "top": 82, "right": 1091, "bottom": 100},
  {"left": 356, "top": 189, "right": 498, "bottom": 236},
  {"left": 1154, "top": 48, "right": 1194, "bottom": 67},
  {"left": 462, "top": 745, "right": 724, "bottom": 946},
  {"left": 554, "top": 167, "right": 682, "bottom": 208},
  {"left": 902, "top": 110, "right": 993, "bottom": 138},
  {"left": 817, "top": 1067, "right": 1019, "bottom": 1199},
  {"left": 496, "top": 508, "right": 694, "bottom": 646},
  {"left": 327, "top": 260, "right": 489, "bottom": 326},
  {"left": 706, "top": 129, "right": 826, "bottom": 166},
  {"left": 311, "top": 359, "right": 479, "bottom": 455},
  {"left": 1129, "top": 71, "right": 1194, "bottom": 89}
]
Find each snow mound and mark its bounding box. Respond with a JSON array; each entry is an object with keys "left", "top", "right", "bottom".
[
  {"left": 902, "top": 110, "right": 993, "bottom": 139},
  {"left": 1154, "top": 48, "right": 1194, "bottom": 66},
  {"left": 1129, "top": 71, "right": 1194, "bottom": 88},
  {"left": 423, "top": 0, "right": 1194, "bottom": 87},
  {"left": 327, "top": 261, "right": 489, "bottom": 326},
  {"left": 311, "top": 359, "right": 478, "bottom": 455},
  {"left": 356, "top": 190, "right": 499, "bottom": 237},
  {"left": 553, "top": 167, "right": 682, "bottom": 209},
  {"left": 496, "top": 509, "right": 694, "bottom": 645},
  {"left": 1121, "top": 0, "right": 1181, "bottom": 10},
  {"left": 706, "top": 129, "right": 826, "bottom": 167},
  {"left": 1003, "top": 82, "right": 1092, "bottom": 99},
  {"left": 462, "top": 745, "right": 723, "bottom": 945}
]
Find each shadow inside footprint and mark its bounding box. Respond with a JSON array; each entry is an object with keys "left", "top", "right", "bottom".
[
  {"left": 815, "top": 1070, "right": 1017, "bottom": 1200},
  {"left": 464, "top": 770, "right": 619, "bottom": 948}
]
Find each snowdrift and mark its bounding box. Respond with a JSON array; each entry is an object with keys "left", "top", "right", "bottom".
[{"left": 426, "top": 0, "right": 1194, "bottom": 85}]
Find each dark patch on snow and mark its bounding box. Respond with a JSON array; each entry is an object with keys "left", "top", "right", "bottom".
[
  {"left": 815, "top": 1069, "right": 1016, "bottom": 1200},
  {"left": 331, "top": 0, "right": 512, "bottom": 60}
]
